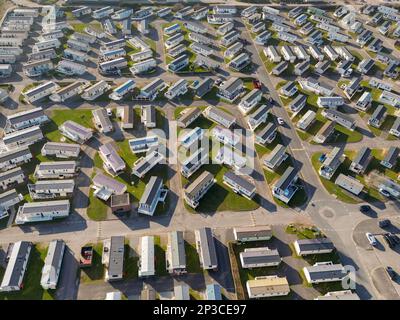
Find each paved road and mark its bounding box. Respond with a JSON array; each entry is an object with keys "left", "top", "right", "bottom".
[{"left": 1, "top": 1, "right": 400, "bottom": 300}]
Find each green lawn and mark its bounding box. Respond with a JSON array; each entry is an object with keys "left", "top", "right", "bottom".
[
  {"left": 263, "top": 158, "right": 291, "bottom": 185},
  {"left": 80, "top": 243, "right": 104, "bottom": 283},
  {"left": 86, "top": 187, "right": 109, "bottom": 221},
  {"left": 285, "top": 224, "right": 324, "bottom": 240},
  {"left": 185, "top": 241, "right": 202, "bottom": 273},
  {"left": 259, "top": 50, "right": 276, "bottom": 73},
  {"left": 311, "top": 153, "right": 361, "bottom": 204},
  {"left": 229, "top": 240, "right": 293, "bottom": 300},
  {"left": 182, "top": 164, "right": 260, "bottom": 213},
  {"left": 45, "top": 109, "right": 94, "bottom": 142},
  {"left": 154, "top": 236, "right": 168, "bottom": 276},
  {"left": 87, "top": 112, "right": 169, "bottom": 220},
  {"left": 124, "top": 245, "right": 139, "bottom": 279},
  {"left": 351, "top": 149, "right": 399, "bottom": 183},
  {"left": 71, "top": 22, "right": 102, "bottom": 33},
  {"left": 294, "top": 106, "right": 363, "bottom": 143},
  {"left": 0, "top": 244, "right": 55, "bottom": 300},
  {"left": 115, "top": 139, "right": 169, "bottom": 204},
  {"left": 189, "top": 289, "right": 203, "bottom": 300}
]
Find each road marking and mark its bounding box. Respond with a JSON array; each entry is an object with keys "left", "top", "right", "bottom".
[{"left": 291, "top": 148, "right": 305, "bottom": 151}]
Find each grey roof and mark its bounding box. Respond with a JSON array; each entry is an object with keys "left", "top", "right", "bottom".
[
  {"left": 242, "top": 88, "right": 262, "bottom": 103},
  {"left": 92, "top": 108, "right": 112, "bottom": 130},
  {"left": 206, "top": 106, "right": 236, "bottom": 125},
  {"left": 41, "top": 240, "right": 65, "bottom": 285},
  {"left": 168, "top": 231, "right": 186, "bottom": 268},
  {"left": 0, "top": 146, "right": 31, "bottom": 163},
  {"left": 353, "top": 147, "right": 371, "bottom": 167},
  {"left": 141, "top": 78, "right": 165, "bottom": 95},
  {"left": 249, "top": 104, "right": 270, "bottom": 122},
  {"left": 37, "top": 161, "right": 76, "bottom": 171},
  {"left": 281, "top": 81, "right": 296, "bottom": 93},
  {"left": 296, "top": 238, "right": 334, "bottom": 252},
  {"left": 195, "top": 78, "right": 214, "bottom": 97},
  {"left": 169, "top": 54, "right": 188, "bottom": 67},
  {"left": 0, "top": 188, "right": 20, "bottom": 205},
  {"left": 337, "top": 59, "right": 352, "bottom": 70},
  {"left": 190, "top": 32, "right": 210, "bottom": 43},
  {"left": 220, "top": 77, "right": 243, "bottom": 94},
  {"left": 323, "top": 147, "right": 343, "bottom": 167},
  {"left": 224, "top": 171, "right": 255, "bottom": 194},
  {"left": 275, "top": 166, "right": 298, "bottom": 190},
  {"left": 317, "top": 291, "right": 360, "bottom": 300},
  {"left": 264, "top": 144, "right": 286, "bottom": 166},
  {"left": 54, "top": 81, "right": 83, "bottom": 96},
  {"left": 274, "top": 61, "right": 288, "bottom": 73},
  {"left": 347, "top": 77, "right": 362, "bottom": 92},
  {"left": 167, "top": 32, "right": 184, "bottom": 43},
  {"left": 194, "top": 54, "right": 220, "bottom": 68},
  {"left": 92, "top": 173, "right": 126, "bottom": 194},
  {"left": 371, "top": 104, "right": 387, "bottom": 121},
  {"left": 315, "top": 60, "right": 331, "bottom": 71},
  {"left": 143, "top": 105, "right": 156, "bottom": 123},
  {"left": 61, "top": 120, "right": 92, "bottom": 137},
  {"left": 190, "top": 42, "right": 212, "bottom": 53},
  {"left": 289, "top": 94, "right": 307, "bottom": 110},
  {"left": 257, "top": 122, "right": 276, "bottom": 141},
  {"left": 110, "top": 193, "right": 130, "bottom": 207},
  {"left": 305, "top": 263, "right": 345, "bottom": 281},
  {"left": 359, "top": 58, "right": 374, "bottom": 71},
  {"left": 316, "top": 120, "right": 336, "bottom": 139},
  {"left": 29, "top": 179, "right": 75, "bottom": 191},
  {"left": 108, "top": 236, "right": 124, "bottom": 278},
  {"left": 42, "top": 142, "right": 80, "bottom": 154},
  {"left": 296, "top": 60, "right": 310, "bottom": 71},
  {"left": 168, "top": 43, "right": 186, "bottom": 56},
  {"left": 139, "top": 176, "right": 163, "bottom": 206},
  {"left": 0, "top": 241, "right": 32, "bottom": 289},
  {"left": 383, "top": 146, "right": 399, "bottom": 165},
  {"left": 122, "top": 106, "right": 134, "bottom": 125},
  {"left": 391, "top": 117, "right": 400, "bottom": 132},
  {"left": 7, "top": 107, "right": 45, "bottom": 125},
  {"left": 234, "top": 226, "right": 272, "bottom": 240},
  {"left": 0, "top": 167, "right": 24, "bottom": 183},
  {"left": 133, "top": 151, "right": 162, "bottom": 176},
  {"left": 196, "top": 227, "right": 218, "bottom": 268},
  {"left": 99, "top": 142, "right": 125, "bottom": 170},
  {"left": 3, "top": 126, "right": 42, "bottom": 145},
  {"left": 240, "top": 248, "right": 281, "bottom": 265},
  {"left": 177, "top": 107, "right": 201, "bottom": 126},
  {"left": 322, "top": 109, "right": 354, "bottom": 124},
  {"left": 184, "top": 171, "right": 214, "bottom": 197},
  {"left": 19, "top": 200, "right": 70, "bottom": 214},
  {"left": 24, "top": 82, "right": 56, "bottom": 98},
  {"left": 129, "top": 135, "right": 158, "bottom": 148}
]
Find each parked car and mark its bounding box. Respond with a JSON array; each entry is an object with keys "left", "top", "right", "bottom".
[
  {"left": 319, "top": 154, "right": 327, "bottom": 163},
  {"left": 383, "top": 233, "right": 395, "bottom": 248},
  {"left": 79, "top": 246, "right": 93, "bottom": 268},
  {"left": 379, "top": 188, "right": 391, "bottom": 198},
  {"left": 106, "top": 108, "right": 112, "bottom": 116},
  {"left": 386, "top": 266, "right": 397, "bottom": 280},
  {"left": 253, "top": 79, "right": 261, "bottom": 89},
  {"left": 379, "top": 219, "right": 391, "bottom": 228},
  {"left": 366, "top": 232, "right": 377, "bottom": 246},
  {"left": 359, "top": 205, "right": 371, "bottom": 213},
  {"left": 191, "top": 80, "right": 199, "bottom": 88},
  {"left": 277, "top": 117, "right": 285, "bottom": 125},
  {"left": 215, "top": 78, "right": 223, "bottom": 86}
]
